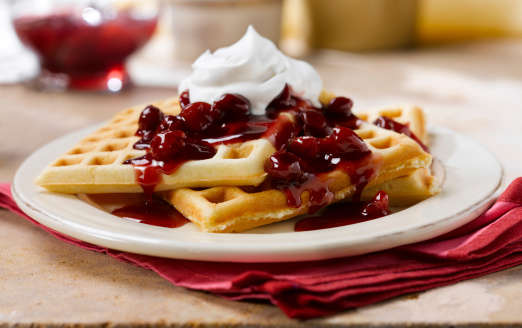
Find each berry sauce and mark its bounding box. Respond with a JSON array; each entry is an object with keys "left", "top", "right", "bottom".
[
  {"left": 264, "top": 127, "right": 376, "bottom": 213},
  {"left": 294, "top": 190, "right": 390, "bottom": 231},
  {"left": 263, "top": 89, "right": 376, "bottom": 214},
  {"left": 122, "top": 85, "right": 407, "bottom": 229},
  {"left": 111, "top": 199, "right": 189, "bottom": 228},
  {"left": 14, "top": 12, "right": 157, "bottom": 90},
  {"left": 124, "top": 88, "right": 302, "bottom": 200}
]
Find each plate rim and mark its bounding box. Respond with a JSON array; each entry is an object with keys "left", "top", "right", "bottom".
[{"left": 12, "top": 123, "right": 505, "bottom": 262}]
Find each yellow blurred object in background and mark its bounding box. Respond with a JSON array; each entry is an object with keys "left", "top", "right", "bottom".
[
  {"left": 281, "top": 0, "right": 522, "bottom": 53},
  {"left": 417, "top": 0, "right": 522, "bottom": 45},
  {"left": 302, "top": 0, "right": 418, "bottom": 52}
]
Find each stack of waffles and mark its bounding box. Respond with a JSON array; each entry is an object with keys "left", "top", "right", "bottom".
[{"left": 35, "top": 95, "right": 440, "bottom": 233}]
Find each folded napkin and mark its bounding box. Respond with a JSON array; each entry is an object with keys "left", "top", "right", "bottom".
[{"left": 2, "top": 179, "right": 522, "bottom": 319}]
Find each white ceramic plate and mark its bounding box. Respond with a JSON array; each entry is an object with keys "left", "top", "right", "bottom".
[{"left": 13, "top": 124, "right": 504, "bottom": 263}]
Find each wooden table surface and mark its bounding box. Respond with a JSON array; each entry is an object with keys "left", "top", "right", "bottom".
[{"left": 2, "top": 39, "right": 522, "bottom": 327}]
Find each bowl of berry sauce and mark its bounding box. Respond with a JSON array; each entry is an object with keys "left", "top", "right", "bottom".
[{"left": 11, "top": 0, "right": 160, "bottom": 92}]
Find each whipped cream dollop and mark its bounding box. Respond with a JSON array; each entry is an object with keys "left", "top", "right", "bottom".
[{"left": 178, "top": 25, "right": 323, "bottom": 115}]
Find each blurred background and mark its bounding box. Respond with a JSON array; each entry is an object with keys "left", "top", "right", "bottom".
[
  {"left": 283, "top": 0, "right": 522, "bottom": 53},
  {"left": 2, "top": 0, "right": 522, "bottom": 89}
]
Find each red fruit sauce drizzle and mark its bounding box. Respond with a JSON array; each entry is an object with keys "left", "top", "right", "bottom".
[
  {"left": 373, "top": 116, "right": 429, "bottom": 153},
  {"left": 294, "top": 190, "right": 390, "bottom": 231},
  {"left": 111, "top": 200, "right": 190, "bottom": 228},
  {"left": 264, "top": 128, "right": 378, "bottom": 214},
  {"left": 118, "top": 85, "right": 437, "bottom": 229},
  {"left": 263, "top": 86, "right": 379, "bottom": 215},
  {"left": 124, "top": 89, "right": 302, "bottom": 201}
]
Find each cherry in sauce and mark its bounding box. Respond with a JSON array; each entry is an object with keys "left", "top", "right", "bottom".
[
  {"left": 266, "top": 84, "right": 313, "bottom": 118},
  {"left": 265, "top": 127, "right": 374, "bottom": 213},
  {"left": 275, "top": 94, "right": 361, "bottom": 138},
  {"left": 124, "top": 130, "right": 216, "bottom": 200},
  {"left": 138, "top": 91, "right": 300, "bottom": 148},
  {"left": 373, "top": 116, "right": 429, "bottom": 153},
  {"left": 294, "top": 190, "right": 390, "bottom": 231},
  {"left": 124, "top": 85, "right": 413, "bottom": 227},
  {"left": 125, "top": 89, "right": 302, "bottom": 199},
  {"left": 323, "top": 96, "right": 362, "bottom": 131},
  {"left": 175, "top": 91, "right": 300, "bottom": 148},
  {"left": 134, "top": 105, "right": 165, "bottom": 150}
]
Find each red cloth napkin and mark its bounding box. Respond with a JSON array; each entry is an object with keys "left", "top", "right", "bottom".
[{"left": 2, "top": 179, "right": 522, "bottom": 319}]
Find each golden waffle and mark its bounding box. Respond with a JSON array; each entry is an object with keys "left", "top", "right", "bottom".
[
  {"left": 162, "top": 121, "right": 433, "bottom": 232},
  {"left": 361, "top": 168, "right": 440, "bottom": 207},
  {"left": 34, "top": 98, "right": 277, "bottom": 194},
  {"left": 356, "top": 105, "right": 440, "bottom": 206},
  {"left": 355, "top": 105, "right": 428, "bottom": 145}
]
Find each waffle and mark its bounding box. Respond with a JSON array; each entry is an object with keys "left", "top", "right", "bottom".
[
  {"left": 36, "top": 91, "right": 439, "bottom": 232},
  {"left": 355, "top": 105, "right": 428, "bottom": 145},
  {"left": 361, "top": 168, "right": 440, "bottom": 207},
  {"left": 34, "top": 98, "right": 277, "bottom": 194},
  {"left": 161, "top": 121, "right": 433, "bottom": 232},
  {"left": 355, "top": 105, "right": 440, "bottom": 205}
]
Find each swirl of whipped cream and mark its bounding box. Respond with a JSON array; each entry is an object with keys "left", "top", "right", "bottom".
[{"left": 178, "top": 25, "right": 323, "bottom": 115}]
